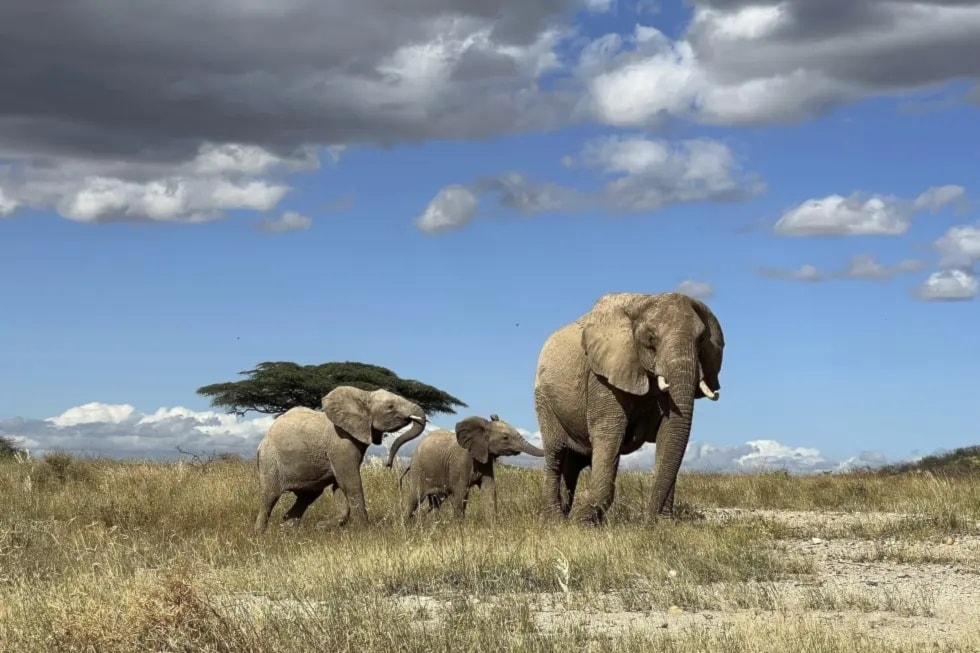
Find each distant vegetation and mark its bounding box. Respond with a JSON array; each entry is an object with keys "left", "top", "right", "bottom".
[
  {"left": 0, "top": 435, "right": 24, "bottom": 460},
  {"left": 874, "top": 445, "right": 980, "bottom": 477},
  {"left": 196, "top": 360, "right": 467, "bottom": 417}
]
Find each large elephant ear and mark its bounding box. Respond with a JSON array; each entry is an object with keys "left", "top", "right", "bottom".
[
  {"left": 581, "top": 294, "right": 649, "bottom": 395},
  {"left": 688, "top": 297, "right": 725, "bottom": 391},
  {"left": 455, "top": 416, "right": 490, "bottom": 464},
  {"left": 322, "top": 386, "right": 372, "bottom": 445}
]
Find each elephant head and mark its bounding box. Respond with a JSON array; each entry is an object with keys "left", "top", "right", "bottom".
[
  {"left": 455, "top": 415, "right": 545, "bottom": 464},
  {"left": 323, "top": 386, "right": 427, "bottom": 448},
  {"left": 581, "top": 291, "right": 725, "bottom": 515}
]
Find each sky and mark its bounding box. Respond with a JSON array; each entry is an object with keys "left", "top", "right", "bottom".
[{"left": 2, "top": 0, "right": 980, "bottom": 473}]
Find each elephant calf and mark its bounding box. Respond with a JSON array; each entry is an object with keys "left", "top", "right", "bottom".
[
  {"left": 254, "top": 385, "right": 427, "bottom": 533},
  {"left": 399, "top": 414, "right": 544, "bottom": 521}
]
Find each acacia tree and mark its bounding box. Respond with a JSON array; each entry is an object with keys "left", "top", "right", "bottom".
[{"left": 196, "top": 361, "right": 467, "bottom": 417}]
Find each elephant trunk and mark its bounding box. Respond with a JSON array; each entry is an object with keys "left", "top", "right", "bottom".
[
  {"left": 649, "top": 340, "right": 698, "bottom": 518},
  {"left": 384, "top": 414, "right": 426, "bottom": 468},
  {"left": 519, "top": 438, "right": 545, "bottom": 457}
]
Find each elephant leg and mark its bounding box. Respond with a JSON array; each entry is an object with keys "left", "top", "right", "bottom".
[
  {"left": 449, "top": 487, "right": 470, "bottom": 519},
  {"left": 332, "top": 487, "right": 352, "bottom": 526},
  {"left": 560, "top": 450, "right": 588, "bottom": 516},
  {"left": 254, "top": 489, "right": 280, "bottom": 534},
  {"left": 480, "top": 475, "right": 497, "bottom": 521},
  {"left": 331, "top": 441, "right": 369, "bottom": 525},
  {"left": 570, "top": 425, "right": 624, "bottom": 526},
  {"left": 282, "top": 488, "right": 325, "bottom": 523},
  {"left": 535, "top": 395, "right": 573, "bottom": 519},
  {"left": 401, "top": 476, "right": 422, "bottom": 523}
]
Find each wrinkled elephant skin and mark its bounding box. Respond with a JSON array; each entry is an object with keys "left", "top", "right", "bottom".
[{"left": 533, "top": 292, "right": 725, "bottom": 525}]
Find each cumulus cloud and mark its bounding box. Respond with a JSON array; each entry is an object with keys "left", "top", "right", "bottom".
[
  {"left": 916, "top": 269, "right": 978, "bottom": 302},
  {"left": 773, "top": 186, "right": 965, "bottom": 237},
  {"left": 912, "top": 223, "right": 980, "bottom": 301},
  {"left": 255, "top": 211, "right": 312, "bottom": 234},
  {"left": 0, "top": 142, "right": 310, "bottom": 223},
  {"left": 415, "top": 136, "right": 763, "bottom": 232},
  {"left": 1, "top": 401, "right": 901, "bottom": 475},
  {"left": 676, "top": 280, "right": 716, "bottom": 298},
  {"left": 759, "top": 255, "right": 925, "bottom": 283},
  {"left": 579, "top": 3, "right": 980, "bottom": 127}
]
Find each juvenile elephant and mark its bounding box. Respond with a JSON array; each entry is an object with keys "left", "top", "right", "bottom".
[
  {"left": 399, "top": 414, "right": 544, "bottom": 521},
  {"left": 534, "top": 291, "right": 725, "bottom": 525},
  {"left": 254, "top": 385, "right": 426, "bottom": 533}
]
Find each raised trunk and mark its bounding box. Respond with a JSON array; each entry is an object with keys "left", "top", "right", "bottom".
[
  {"left": 384, "top": 417, "right": 426, "bottom": 468},
  {"left": 648, "top": 342, "right": 697, "bottom": 518}
]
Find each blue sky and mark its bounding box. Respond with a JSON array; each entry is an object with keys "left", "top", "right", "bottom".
[{"left": 1, "top": 0, "right": 979, "bottom": 470}]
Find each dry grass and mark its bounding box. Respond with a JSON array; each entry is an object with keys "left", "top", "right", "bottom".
[{"left": 0, "top": 454, "right": 978, "bottom": 652}]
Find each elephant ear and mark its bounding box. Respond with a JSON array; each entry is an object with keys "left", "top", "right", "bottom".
[
  {"left": 455, "top": 416, "right": 490, "bottom": 464},
  {"left": 688, "top": 297, "right": 725, "bottom": 391},
  {"left": 322, "top": 386, "right": 373, "bottom": 445},
  {"left": 581, "top": 294, "right": 649, "bottom": 396}
]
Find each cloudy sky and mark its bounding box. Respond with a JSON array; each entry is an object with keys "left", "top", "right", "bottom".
[{"left": 2, "top": 0, "right": 979, "bottom": 472}]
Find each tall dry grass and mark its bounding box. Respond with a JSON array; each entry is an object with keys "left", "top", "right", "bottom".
[{"left": 0, "top": 453, "right": 977, "bottom": 652}]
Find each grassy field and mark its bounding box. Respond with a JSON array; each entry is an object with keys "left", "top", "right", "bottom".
[{"left": 1, "top": 452, "right": 978, "bottom": 652}]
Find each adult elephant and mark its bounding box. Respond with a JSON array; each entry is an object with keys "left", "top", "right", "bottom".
[
  {"left": 254, "top": 385, "right": 427, "bottom": 533},
  {"left": 533, "top": 292, "right": 725, "bottom": 525}
]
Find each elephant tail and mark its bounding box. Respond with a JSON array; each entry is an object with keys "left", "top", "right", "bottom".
[{"left": 398, "top": 464, "right": 411, "bottom": 491}]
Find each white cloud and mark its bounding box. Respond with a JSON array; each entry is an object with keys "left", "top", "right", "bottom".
[
  {"left": 676, "top": 280, "right": 715, "bottom": 299},
  {"left": 580, "top": 4, "right": 980, "bottom": 128},
  {"left": 916, "top": 269, "right": 978, "bottom": 302},
  {"left": 415, "top": 135, "right": 763, "bottom": 233},
  {"left": 255, "top": 211, "right": 312, "bottom": 233},
  {"left": 934, "top": 224, "right": 980, "bottom": 269},
  {"left": 1, "top": 401, "right": 902, "bottom": 475},
  {"left": 0, "top": 142, "right": 310, "bottom": 224},
  {"left": 913, "top": 185, "right": 968, "bottom": 213},
  {"left": 415, "top": 185, "right": 479, "bottom": 233},
  {"left": 775, "top": 193, "right": 912, "bottom": 236},
  {"left": 46, "top": 402, "right": 138, "bottom": 427},
  {"left": 0, "top": 187, "right": 18, "bottom": 216},
  {"left": 773, "top": 186, "right": 968, "bottom": 237}
]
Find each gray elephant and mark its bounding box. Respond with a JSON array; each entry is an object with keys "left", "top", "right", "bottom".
[
  {"left": 254, "top": 385, "right": 426, "bottom": 533},
  {"left": 399, "top": 414, "right": 544, "bottom": 521},
  {"left": 533, "top": 291, "right": 725, "bottom": 525}
]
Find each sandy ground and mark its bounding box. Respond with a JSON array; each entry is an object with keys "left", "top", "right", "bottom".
[{"left": 218, "top": 508, "right": 980, "bottom": 647}]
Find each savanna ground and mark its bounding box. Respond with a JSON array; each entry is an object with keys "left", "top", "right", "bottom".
[{"left": 1, "top": 452, "right": 978, "bottom": 652}]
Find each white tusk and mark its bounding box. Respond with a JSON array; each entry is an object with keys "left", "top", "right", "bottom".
[
  {"left": 699, "top": 380, "right": 718, "bottom": 400},
  {"left": 657, "top": 376, "right": 670, "bottom": 391},
  {"left": 409, "top": 415, "right": 425, "bottom": 423}
]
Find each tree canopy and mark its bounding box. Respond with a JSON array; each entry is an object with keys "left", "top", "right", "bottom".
[{"left": 196, "top": 361, "right": 467, "bottom": 417}]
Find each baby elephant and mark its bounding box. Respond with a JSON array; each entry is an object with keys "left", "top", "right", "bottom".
[{"left": 399, "top": 414, "right": 544, "bottom": 521}]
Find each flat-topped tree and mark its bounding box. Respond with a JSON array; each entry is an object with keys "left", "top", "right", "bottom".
[{"left": 196, "top": 361, "right": 466, "bottom": 418}]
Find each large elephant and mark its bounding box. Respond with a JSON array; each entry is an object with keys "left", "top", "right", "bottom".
[
  {"left": 533, "top": 291, "right": 725, "bottom": 525},
  {"left": 399, "top": 414, "right": 544, "bottom": 521},
  {"left": 253, "top": 385, "right": 427, "bottom": 533}
]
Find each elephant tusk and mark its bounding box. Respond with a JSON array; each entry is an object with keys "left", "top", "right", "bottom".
[
  {"left": 409, "top": 415, "right": 425, "bottom": 423},
  {"left": 657, "top": 375, "right": 670, "bottom": 392},
  {"left": 699, "top": 380, "right": 719, "bottom": 400}
]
